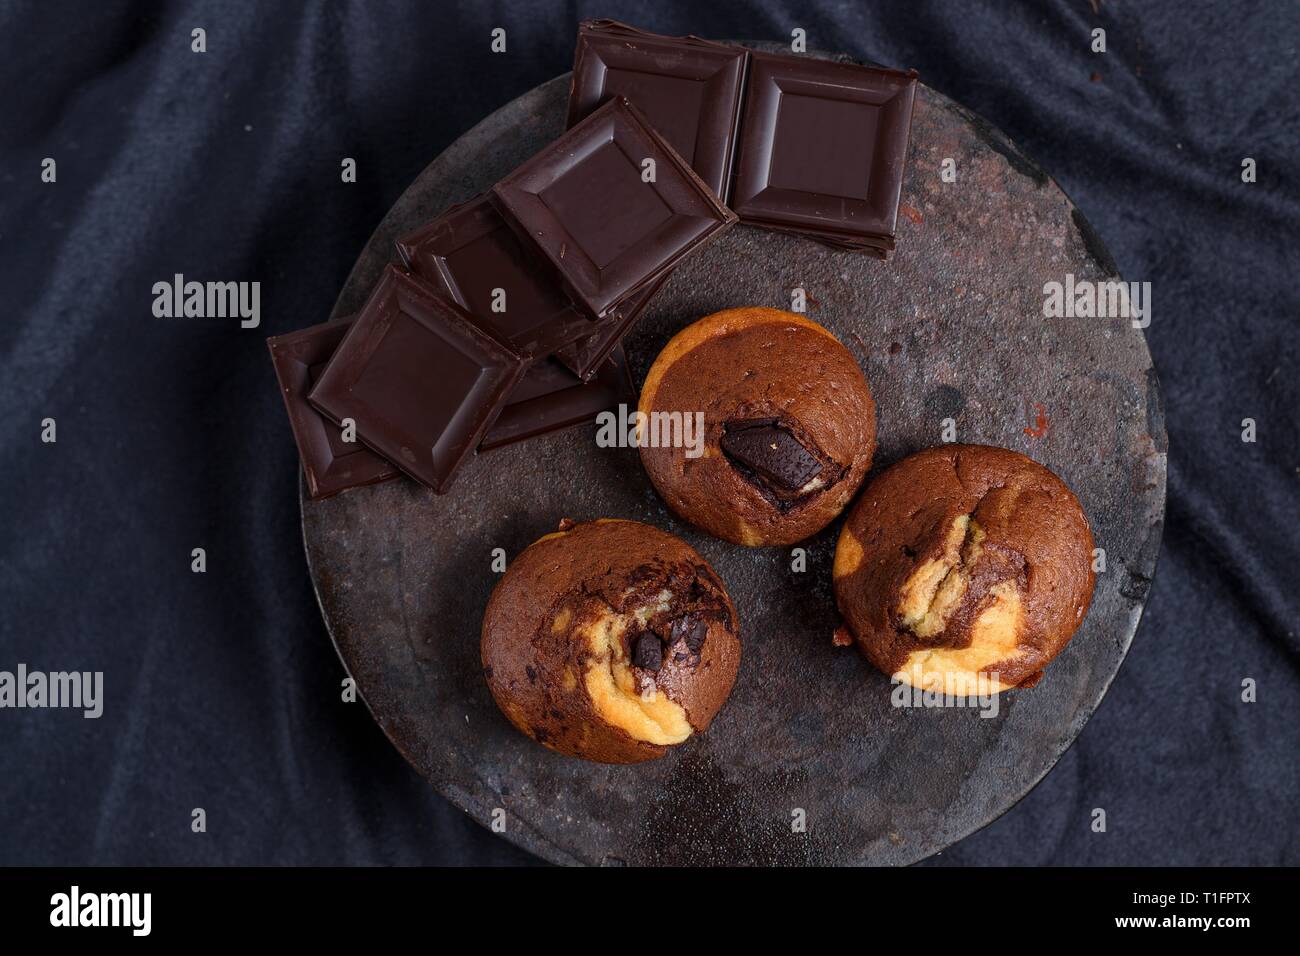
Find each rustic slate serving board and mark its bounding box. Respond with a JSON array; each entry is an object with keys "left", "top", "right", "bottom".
[{"left": 300, "top": 46, "right": 1166, "bottom": 866}]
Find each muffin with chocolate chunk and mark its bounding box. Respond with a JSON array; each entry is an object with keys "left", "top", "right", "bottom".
[
  {"left": 834, "top": 444, "right": 1095, "bottom": 694},
  {"left": 481, "top": 518, "right": 740, "bottom": 764},
  {"left": 638, "top": 307, "right": 876, "bottom": 547}
]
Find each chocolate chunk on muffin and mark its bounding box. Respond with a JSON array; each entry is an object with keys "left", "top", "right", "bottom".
[
  {"left": 638, "top": 307, "right": 876, "bottom": 546},
  {"left": 833, "top": 444, "right": 1096, "bottom": 693},
  {"left": 481, "top": 518, "right": 740, "bottom": 764}
]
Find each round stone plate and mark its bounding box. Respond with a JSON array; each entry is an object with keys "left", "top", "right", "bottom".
[{"left": 302, "top": 45, "right": 1166, "bottom": 866}]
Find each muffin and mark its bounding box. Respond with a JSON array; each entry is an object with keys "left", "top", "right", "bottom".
[
  {"left": 833, "top": 444, "right": 1095, "bottom": 693},
  {"left": 481, "top": 518, "right": 740, "bottom": 764},
  {"left": 638, "top": 307, "right": 876, "bottom": 547}
]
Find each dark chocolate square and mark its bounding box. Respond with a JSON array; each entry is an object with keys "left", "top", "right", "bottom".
[
  {"left": 266, "top": 316, "right": 399, "bottom": 500},
  {"left": 308, "top": 266, "right": 526, "bottom": 494},
  {"left": 481, "top": 347, "right": 634, "bottom": 451},
  {"left": 395, "top": 194, "right": 594, "bottom": 357},
  {"left": 492, "top": 96, "right": 735, "bottom": 320},
  {"left": 567, "top": 20, "right": 748, "bottom": 200},
  {"left": 731, "top": 53, "right": 917, "bottom": 245}
]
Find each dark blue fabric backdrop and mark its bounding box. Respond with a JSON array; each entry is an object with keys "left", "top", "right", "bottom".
[{"left": 1, "top": 0, "right": 1296, "bottom": 865}]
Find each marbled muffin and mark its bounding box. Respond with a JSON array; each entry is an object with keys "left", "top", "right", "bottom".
[
  {"left": 833, "top": 444, "right": 1095, "bottom": 694},
  {"left": 638, "top": 307, "right": 876, "bottom": 547},
  {"left": 481, "top": 518, "right": 740, "bottom": 764}
]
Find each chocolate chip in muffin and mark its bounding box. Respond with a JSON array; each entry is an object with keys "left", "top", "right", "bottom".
[
  {"left": 671, "top": 615, "right": 708, "bottom": 654},
  {"left": 721, "top": 418, "right": 823, "bottom": 492},
  {"left": 631, "top": 632, "right": 664, "bottom": 672}
]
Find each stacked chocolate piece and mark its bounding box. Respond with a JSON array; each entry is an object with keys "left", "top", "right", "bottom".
[
  {"left": 269, "top": 19, "right": 918, "bottom": 499},
  {"left": 270, "top": 95, "right": 734, "bottom": 497}
]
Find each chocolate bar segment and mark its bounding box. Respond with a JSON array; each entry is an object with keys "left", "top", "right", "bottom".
[
  {"left": 731, "top": 53, "right": 917, "bottom": 252},
  {"left": 492, "top": 96, "right": 736, "bottom": 321},
  {"left": 720, "top": 417, "right": 822, "bottom": 492},
  {"left": 395, "top": 194, "right": 594, "bottom": 357},
  {"left": 481, "top": 347, "right": 634, "bottom": 451},
  {"left": 553, "top": 276, "right": 662, "bottom": 381},
  {"left": 567, "top": 19, "right": 748, "bottom": 200},
  {"left": 266, "top": 316, "right": 399, "bottom": 500},
  {"left": 308, "top": 266, "right": 526, "bottom": 494}
]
